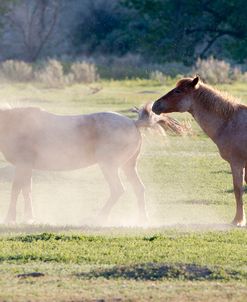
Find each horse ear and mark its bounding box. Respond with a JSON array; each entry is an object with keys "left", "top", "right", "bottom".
[{"left": 191, "top": 76, "right": 199, "bottom": 88}]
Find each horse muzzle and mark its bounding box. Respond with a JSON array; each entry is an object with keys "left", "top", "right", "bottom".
[{"left": 152, "top": 101, "right": 164, "bottom": 115}]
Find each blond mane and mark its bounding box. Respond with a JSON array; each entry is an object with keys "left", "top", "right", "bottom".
[{"left": 195, "top": 82, "right": 246, "bottom": 119}]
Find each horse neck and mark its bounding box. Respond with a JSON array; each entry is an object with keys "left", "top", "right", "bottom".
[{"left": 190, "top": 99, "right": 227, "bottom": 143}]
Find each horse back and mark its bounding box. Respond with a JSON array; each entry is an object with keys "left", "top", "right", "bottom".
[{"left": 0, "top": 108, "right": 140, "bottom": 170}]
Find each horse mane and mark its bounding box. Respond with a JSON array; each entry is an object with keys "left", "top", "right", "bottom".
[{"left": 194, "top": 82, "right": 246, "bottom": 119}]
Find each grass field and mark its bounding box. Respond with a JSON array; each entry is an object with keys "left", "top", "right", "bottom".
[{"left": 0, "top": 79, "right": 247, "bottom": 301}]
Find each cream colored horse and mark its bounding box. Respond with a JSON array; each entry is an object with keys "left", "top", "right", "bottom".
[
  {"left": 2, "top": 105, "right": 184, "bottom": 224},
  {"left": 153, "top": 76, "right": 247, "bottom": 227}
]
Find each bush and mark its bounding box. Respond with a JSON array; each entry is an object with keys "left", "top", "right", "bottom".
[
  {"left": 157, "top": 62, "right": 190, "bottom": 78},
  {"left": 70, "top": 61, "right": 98, "bottom": 83},
  {"left": 194, "top": 57, "right": 233, "bottom": 84},
  {"left": 0, "top": 60, "right": 33, "bottom": 82},
  {"left": 150, "top": 71, "right": 169, "bottom": 84},
  {"left": 34, "top": 59, "right": 65, "bottom": 88},
  {"left": 96, "top": 54, "right": 149, "bottom": 79},
  {"left": 95, "top": 54, "right": 190, "bottom": 80},
  {"left": 34, "top": 59, "right": 98, "bottom": 87}
]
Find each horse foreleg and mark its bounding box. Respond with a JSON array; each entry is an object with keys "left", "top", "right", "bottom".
[
  {"left": 245, "top": 164, "right": 247, "bottom": 184},
  {"left": 123, "top": 158, "right": 148, "bottom": 224},
  {"left": 4, "top": 168, "right": 23, "bottom": 224},
  {"left": 22, "top": 170, "right": 34, "bottom": 223},
  {"left": 98, "top": 164, "right": 124, "bottom": 221},
  {"left": 230, "top": 162, "right": 246, "bottom": 227}
]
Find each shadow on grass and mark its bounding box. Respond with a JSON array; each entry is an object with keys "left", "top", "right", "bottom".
[
  {"left": 76, "top": 263, "right": 243, "bottom": 281},
  {"left": 226, "top": 185, "right": 247, "bottom": 194},
  {"left": 211, "top": 170, "right": 231, "bottom": 175},
  {"left": 173, "top": 199, "right": 213, "bottom": 205}
]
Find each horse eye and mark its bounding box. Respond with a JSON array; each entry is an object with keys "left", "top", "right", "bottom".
[{"left": 174, "top": 89, "right": 181, "bottom": 94}]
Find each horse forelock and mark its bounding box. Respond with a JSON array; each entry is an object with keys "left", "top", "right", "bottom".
[
  {"left": 194, "top": 83, "right": 243, "bottom": 119},
  {"left": 176, "top": 78, "right": 193, "bottom": 87}
]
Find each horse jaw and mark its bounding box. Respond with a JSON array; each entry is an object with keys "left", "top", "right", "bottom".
[{"left": 177, "top": 96, "right": 193, "bottom": 112}]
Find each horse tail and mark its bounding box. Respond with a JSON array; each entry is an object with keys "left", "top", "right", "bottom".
[{"left": 133, "top": 102, "right": 191, "bottom": 135}]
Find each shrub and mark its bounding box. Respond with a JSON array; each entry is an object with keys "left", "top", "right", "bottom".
[
  {"left": 34, "top": 59, "right": 65, "bottom": 88},
  {"left": 150, "top": 70, "right": 169, "bottom": 84},
  {"left": 0, "top": 60, "right": 33, "bottom": 82},
  {"left": 157, "top": 62, "right": 190, "bottom": 78},
  {"left": 239, "top": 71, "right": 247, "bottom": 82},
  {"left": 70, "top": 61, "right": 98, "bottom": 83},
  {"left": 96, "top": 54, "right": 148, "bottom": 79},
  {"left": 96, "top": 55, "right": 190, "bottom": 80},
  {"left": 194, "top": 57, "right": 232, "bottom": 84}
]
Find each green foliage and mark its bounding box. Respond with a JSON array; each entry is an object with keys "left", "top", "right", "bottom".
[
  {"left": 73, "top": 0, "right": 136, "bottom": 55},
  {"left": 0, "top": 0, "right": 16, "bottom": 29},
  {"left": 121, "top": 0, "right": 247, "bottom": 63},
  {"left": 0, "top": 0, "right": 16, "bottom": 13}
]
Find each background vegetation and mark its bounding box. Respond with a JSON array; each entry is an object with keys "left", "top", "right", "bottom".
[{"left": 0, "top": 0, "right": 247, "bottom": 66}]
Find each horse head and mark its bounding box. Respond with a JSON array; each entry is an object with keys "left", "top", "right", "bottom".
[{"left": 152, "top": 76, "right": 200, "bottom": 114}]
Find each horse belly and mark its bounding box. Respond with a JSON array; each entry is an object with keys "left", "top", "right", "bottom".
[
  {"left": 95, "top": 122, "right": 141, "bottom": 165},
  {"left": 33, "top": 135, "right": 96, "bottom": 170}
]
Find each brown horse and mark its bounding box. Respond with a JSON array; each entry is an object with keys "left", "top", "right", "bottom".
[
  {"left": 152, "top": 76, "right": 247, "bottom": 227},
  {"left": 1, "top": 104, "right": 185, "bottom": 225}
]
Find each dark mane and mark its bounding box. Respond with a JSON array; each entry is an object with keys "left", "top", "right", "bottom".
[
  {"left": 194, "top": 82, "right": 246, "bottom": 119},
  {"left": 176, "top": 78, "right": 246, "bottom": 119}
]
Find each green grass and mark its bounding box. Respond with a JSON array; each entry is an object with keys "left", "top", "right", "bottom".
[
  {"left": 0, "top": 230, "right": 247, "bottom": 269},
  {"left": 0, "top": 79, "right": 247, "bottom": 301},
  {"left": 0, "top": 230, "right": 247, "bottom": 301}
]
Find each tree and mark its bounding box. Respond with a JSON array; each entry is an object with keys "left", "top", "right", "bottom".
[
  {"left": 5, "top": 0, "right": 61, "bottom": 61},
  {"left": 123, "top": 0, "right": 247, "bottom": 63},
  {"left": 73, "top": 0, "right": 135, "bottom": 56},
  {"left": 0, "top": 0, "right": 16, "bottom": 29}
]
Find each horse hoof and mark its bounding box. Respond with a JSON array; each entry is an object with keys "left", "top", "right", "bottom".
[
  {"left": 3, "top": 219, "right": 16, "bottom": 225},
  {"left": 138, "top": 215, "right": 149, "bottom": 227},
  {"left": 232, "top": 219, "right": 246, "bottom": 227},
  {"left": 95, "top": 212, "right": 109, "bottom": 225},
  {"left": 25, "top": 219, "right": 35, "bottom": 224}
]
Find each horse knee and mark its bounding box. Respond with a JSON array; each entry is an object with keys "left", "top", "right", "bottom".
[
  {"left": 135, "top": 181, "right": 145, "bottom": 196},
  {"left": 112, "top": 183, "right": 125, "bottom": 199}
]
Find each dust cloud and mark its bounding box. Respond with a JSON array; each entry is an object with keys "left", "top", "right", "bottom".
[
  {"left": 0, "top": 107, "right": 228, "bottom": 232},
  {"left": 0, "top": 135, "right": 229, "bottom": 232}
]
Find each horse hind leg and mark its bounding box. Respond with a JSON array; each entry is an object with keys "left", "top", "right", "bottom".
[
  {"left": 4, "top": 166, "right": 28, "bottom": 224},
  {"left": 98, "top": 163, "right": 125, "bottom": 223},
  {"left": 122, "top": 153, "right": 148, "bottom": 225},
  {"left": 4, "top": 166, "right": 34, "bottom": 224},
  {"left": 4, "top": 182, "right": 21, "bottom": 224}
]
